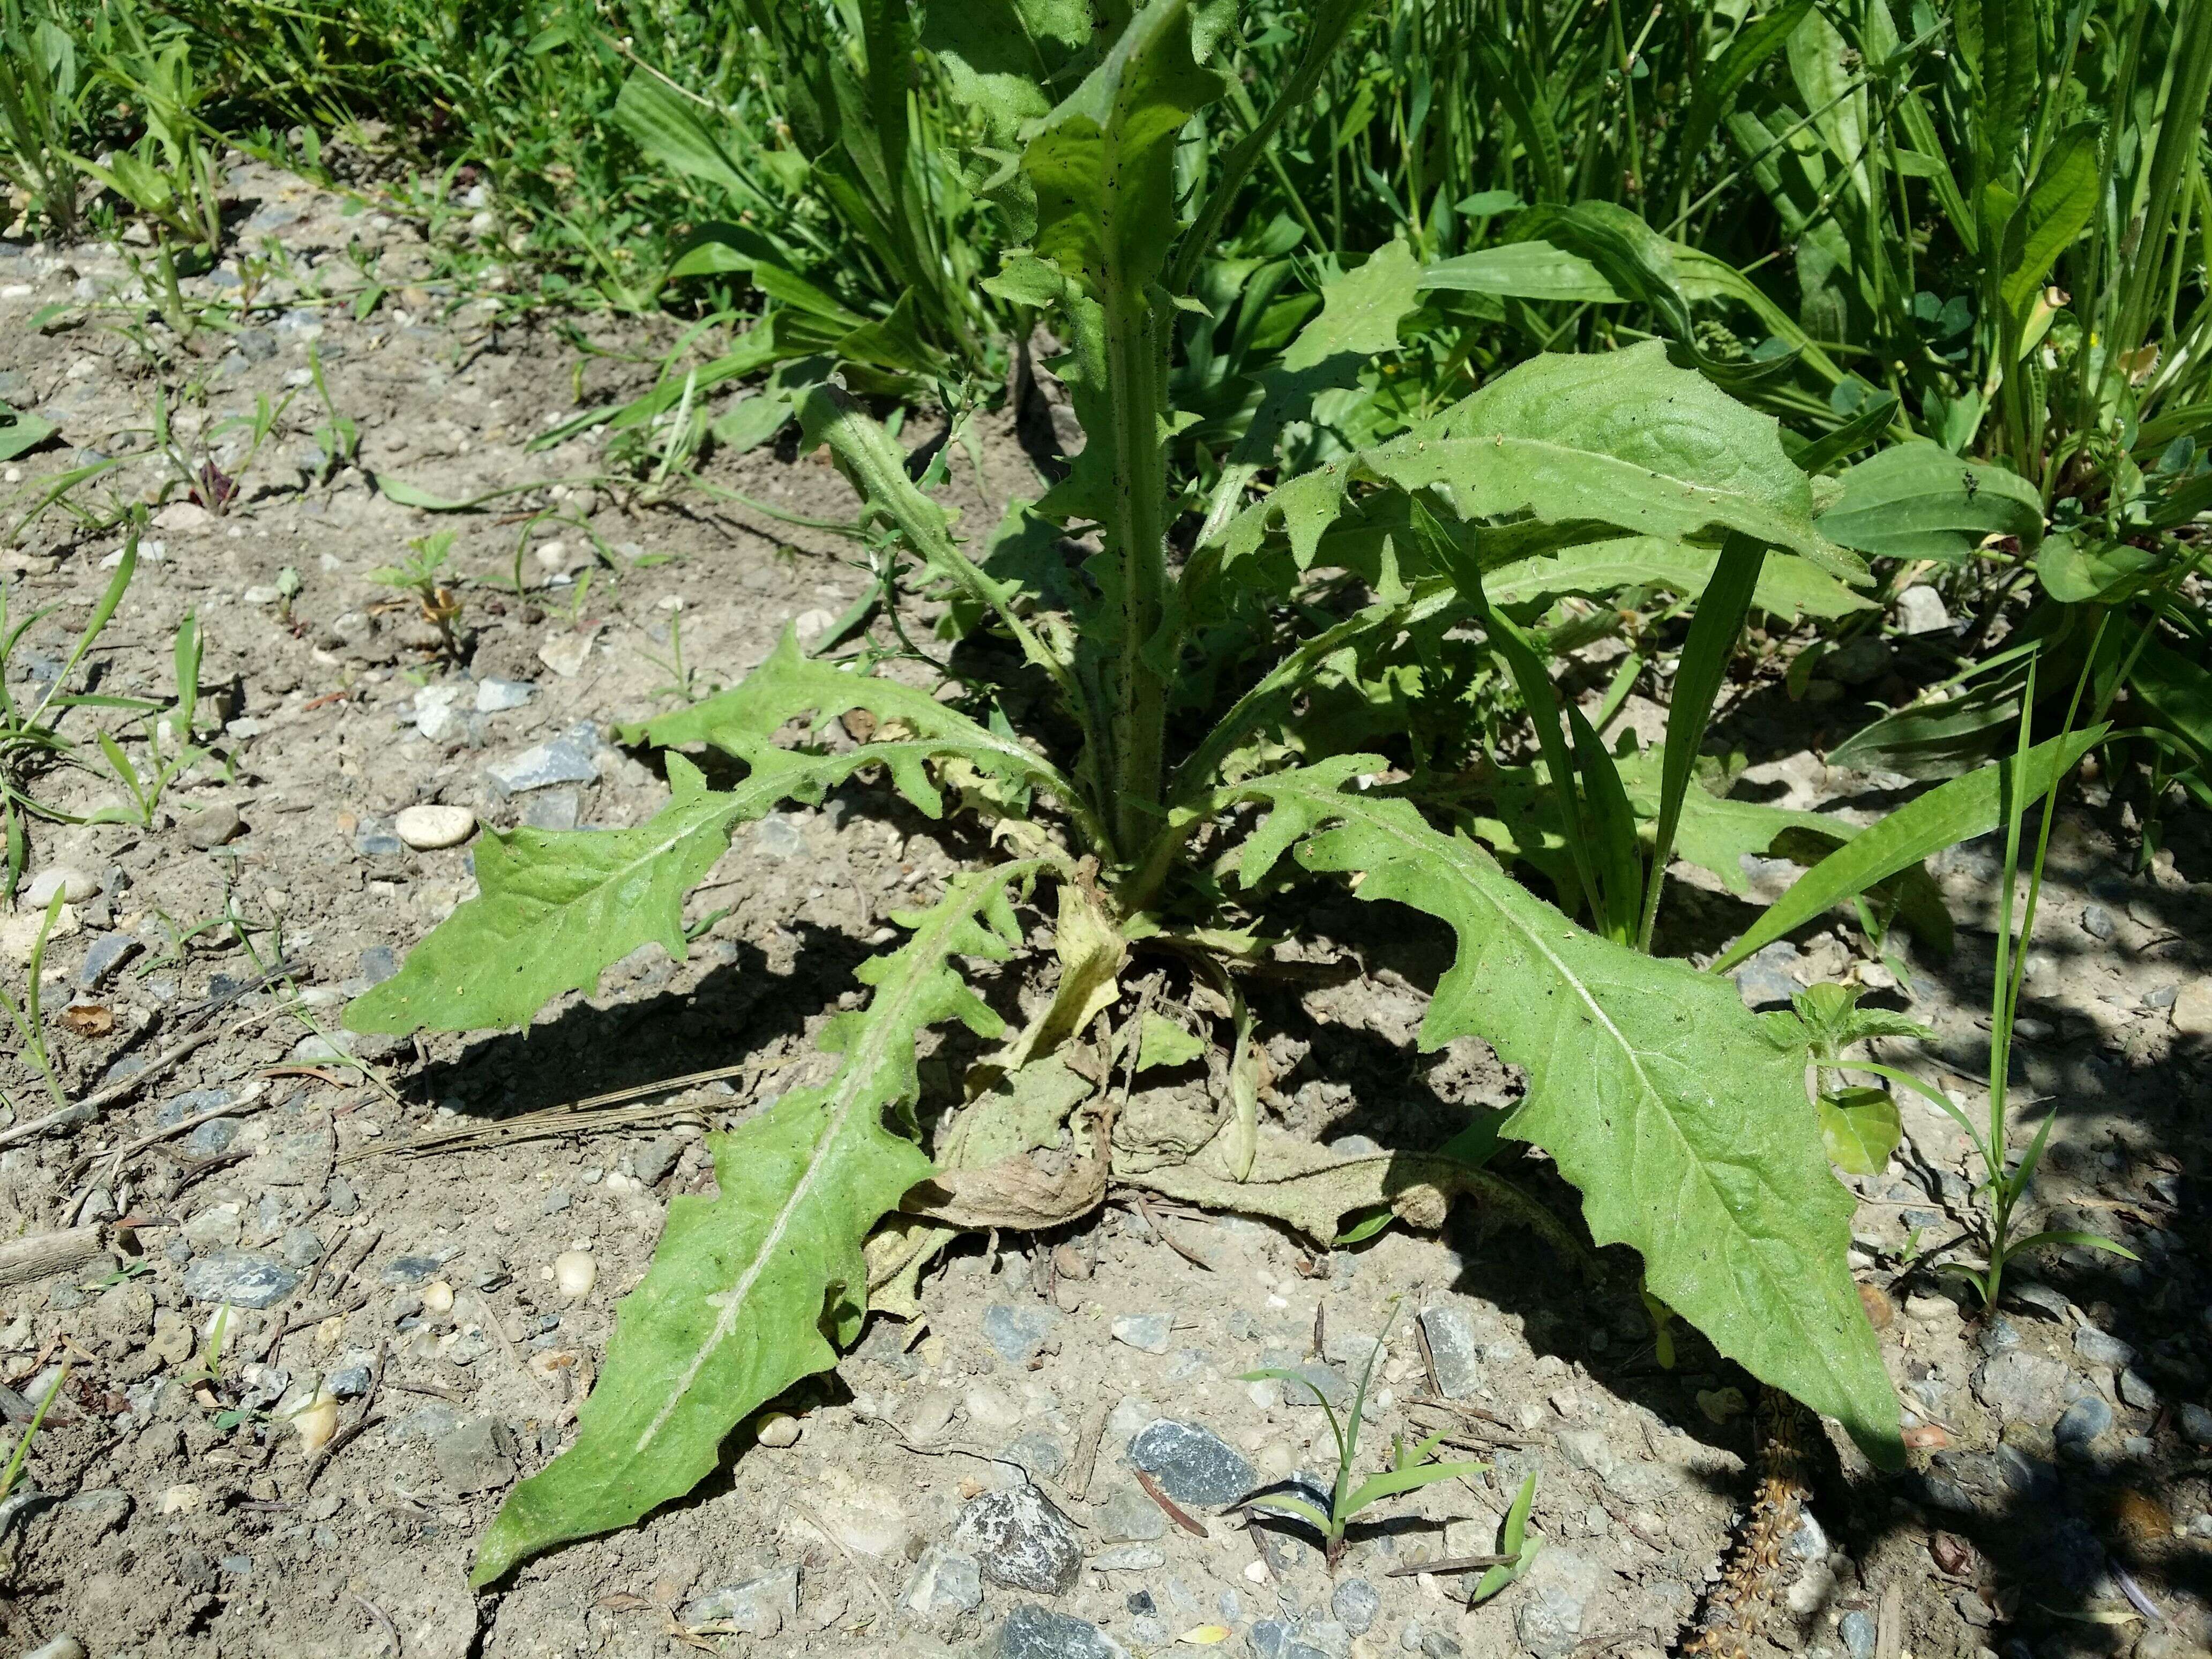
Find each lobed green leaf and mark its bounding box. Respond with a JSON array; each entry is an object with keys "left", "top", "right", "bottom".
[
  {"left": 470, "top": 862, "right": 1041, "bottom": 1585},
  {"left": 1232, "top": 763, "right": 1903, "bottom": 1467}
]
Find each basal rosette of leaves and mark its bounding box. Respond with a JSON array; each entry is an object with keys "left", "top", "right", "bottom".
[{"left": 346, "top": 0, "right": 2109, "bottom": 1586}]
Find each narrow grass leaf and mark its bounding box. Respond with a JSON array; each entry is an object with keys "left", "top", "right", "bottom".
[{"left": 1711, "top": 728, "right": 2106, "bottom": 974}]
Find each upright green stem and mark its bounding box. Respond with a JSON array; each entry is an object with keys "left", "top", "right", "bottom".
[{"left": 1103, "top": 281, "right": 1172, "bottom": 855}]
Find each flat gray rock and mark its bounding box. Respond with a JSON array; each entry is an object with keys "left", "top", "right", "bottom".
[
  {"left": 1418, "top": 1304, "right": 1480, "bottom": 1398},
  {"left": 1127, "top": 1418, "right": 1254, "bottom": 1505},
  {"left": 995, "top": 1606, "right": 1127, "bottom": 1658},
  {"left": 899, "top": 1546, "right": 982, "bottom": 1623},
  {"left": 683, "top": 1565, "right": 797, "bottom": 1636},
  {"left": 182, "top": 1251, "right": 297, "bottom": 1309}
]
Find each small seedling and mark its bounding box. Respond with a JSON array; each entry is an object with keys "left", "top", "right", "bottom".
[
  {"left": 0, "top": 889, "right": 69, "bottom": 1110},
  {"left": 369, "top": 530, "right": 467, "bottom": 655},
  {"left": 0, "top": 1360, "right": 68, "bottom": 1505},
  {"left": 1240, "top": 1305, "right": 1486, "bottom": 1570}
]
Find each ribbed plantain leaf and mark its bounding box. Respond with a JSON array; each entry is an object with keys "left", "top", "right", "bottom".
[
  {"left": 470, "top": 861, "right": 1042, "bottom": 1586},
  {"left": 1216, "top": 340, "right": 1865, "bottom": 585},
  {"left": 1231, "top": 759, "right": 1902, "bottom": 1467}
]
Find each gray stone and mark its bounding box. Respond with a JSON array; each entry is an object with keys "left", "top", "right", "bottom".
[
  {"left": 352, "top": 817, "right": 405, "bottom": 857},
  {"left": 1557, "top": 1428, "right": 1616, "bottom": 1479},
  {"left": 2054, "top": 1395, "right": 2112, "bottom": 1452},
  {"left": 2177, "top": 1402, "right": 2212, "bottom": 1447},
  {"left": 995, "top": 1606, "right": 1126, "bottom": 1659},
  {"left": 488, "top": 725, "right": 599, "bottom": 794},
  {"left": 1418, "top": 1633, "right": 1462, "bottom": 1658},
  {"left": 327, "top": 1176, "right": 359, "bottom": 1217},
  {"left": 982, "top": 1303, "right": 1060, "bottom": 1366},
  {"left": 2005, "top": 1280, "right": 2069, "bottom": 1321},
  {"left": 1418, "top": 1304, "right": 1481, "bottom": 1398},
  {"left": 683, "top": 1565, "right": 798, "bottom": 1637},
  {"left": 237, "top": 327, "right": 278, "bottom": 362},
  {"left": 1128, "top": 1418, "right": 1255, "bottom": 1505},
  {"left": 434, "top": 1417, "right": 518, "bottom": 1493},
  {"left": 1251, "top": 1623, "right": 1289, "bottom": 1659},
  {"left": 1515, "top": 1548, "right": 1602, "bottom": 1659},
  {"left": 753, "top": 813, "right": 806, "bottom": 859},
  {"left": 76, "top": 932, "right": 140, "bottom": 989},
  {"left": 1332, "top": 1578, "right": 1380, "bottom": 1634},
  {"left": 181, "top": 804, "right": 243, "bottom": 849},
  {"left": 2074, "top": 1326, "right": 2138, "bottom": 1368},
  {"left": 383, "top": 1254, "right": 446, "bottom": 1286},
  {"left": 357, "top": 946, "right": 399, "bottom": 985},
  {"left": 900, "top": 1545, "right": 982, "bottom": 1622},
  {"left": 182, "top": 1251, "right": 297, "bottom": 1309},
  {"left": 1094, "top": 1482, "right": 1167, "bottom": 1543},
  {"left": 520, "top": 788, "right": 581, "bottom": 831},
  {"left": 1089, "top": 1544, "right": 1164, "bottom": 1571},
  {"left": 1299, "top": 1621, "right": 1352, "bottom": 1659},
  {"left": 183, "top": 1118, "right": 240, "bottom": 1156},
  {"left": 1112, "top": 1312, "right": 1172, "bottom": 1354},
  {"left": 1895, "top": 585, "right": 1951, "bottom": 636},
  {"left": 954, "top": 1485, "right": 1083, "bottom": 1593},
  {"left": 474, "top": 678, "right": 535, "bottom": 714},
  {"left": 278, "top": 1228, "right": 325, "bottom": 1270},
  {"left": 2144, "top": 983, "right": 2180, "bottom": 1010},
  {"left": 1257, "top": 1348, "right": 1351, "bottom": 1409},
  {"left": 630, "top": 1136, "right": 682, "bottom": 1187},
  {"left": 1733, "top": 940, "right": 1804, "bottom": 1010},
  {"left": 2119, "top": 1367, "right": 2158, "bottom": 1409},
  {"left": 1005, "top": 1431, "right": 1069, "bottom": 1484},
  {"left": 1970, "top": 1350, "right": 2067, "bottom": 1423},
  {"left": 327, "top": 1365, "right": 372, "bottom": 1397},
  {"left": 2079, "top": 903, "right": 2116, "bottom": 940},
  {"left": 1840, "top": 1610, "right": 1877, "bottom": 1659}
]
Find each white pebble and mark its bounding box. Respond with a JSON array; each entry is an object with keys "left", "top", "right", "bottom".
[
  {"left": 394, "top": 804, "right": 476, "bottom": 850},
  {"left": 754, "top": 1411, "right": 803, "bottom": 1448},
  {"left": 422, "top": 1279, "right": 455, "bottom": 1316},
  {"left": 554, "top": 1250, "right": 596, "bottom": 1298},
  {"left": 291, "top": 1390, "right": 340, "bottom": 1454},
  {"left": 159, "top": 1484, "right": 204, "bottom": 1514},
  {"left": 25, "top": 866, "right": 97, "bottom": 907}
]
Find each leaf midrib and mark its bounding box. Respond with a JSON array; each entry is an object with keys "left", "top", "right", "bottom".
[
  {"left": 1301, "top": 787, "right": 1854, "bottom": 1381},
  {"left": 627, "top": 869, "right": 1011, "bottom": 1455}
]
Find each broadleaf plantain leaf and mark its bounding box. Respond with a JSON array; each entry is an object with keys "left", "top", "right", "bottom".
[
  {"left": 1231, "top": 759, "right": 1902, "bottom": 1467},
  {"left": 469, "top": 861, "right": 1043, "bottom": 1586}
]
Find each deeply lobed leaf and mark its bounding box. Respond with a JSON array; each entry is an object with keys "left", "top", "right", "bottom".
[
  {"left": 1232, "top": 761, "right": 1902, "bottom": 1467},
  {"left": 469, "top": 861, "right": 1041, "bottom": 1585}
]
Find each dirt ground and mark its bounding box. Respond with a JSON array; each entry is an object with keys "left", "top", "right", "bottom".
[{"left": 3, "top": 169, "right": 2211, "bottom": 1659}]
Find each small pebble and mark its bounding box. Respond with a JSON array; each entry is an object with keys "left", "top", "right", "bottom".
[
  {"left": 23, "top": 1638, "right": 87, "bottom": 1659},
  {"left": 181, "top": 804, "right": 244, "bottom": 849},
  {"left": 394, "top": 804, "right": 476, "bottom": 850},
  {"left": 422, "top": 1280, "right": 455, "bottom": 1317},
  {"left": 25, "top": 866, "right": 96, "bottom": 907},
  {"left": 291, "top": 1391, "right": 340, "bottom": 1454},
  {"left": 554, "top": 1250, "right": 596, "bottom": 1298},
  {"left": 754, "top": 1411, "right": 803, "bottom": 1448}
]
